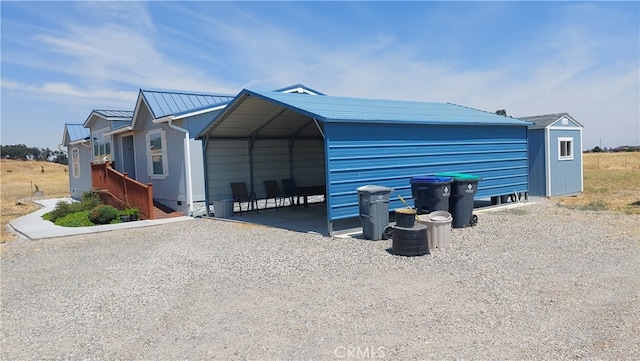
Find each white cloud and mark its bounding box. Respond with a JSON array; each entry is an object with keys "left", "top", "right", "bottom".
[
  {"left": 1, "top": 79, "right": 137, "bottom": 108},
  {"left": 2, "top": 1, "right": 637, "bottom": 150}
]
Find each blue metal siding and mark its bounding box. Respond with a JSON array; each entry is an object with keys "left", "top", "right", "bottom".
[
  {"left": 548, "top": 129, "right": 583, "bottom": 196},
  {"left": 527, "top": 129, "right": 547, "bottom": 196},
  {"left": 325, "top": 123, "right": 529, "bottom": 221},
  {"left": 292, "top": 139, "right": 325, "bottom": 186}
]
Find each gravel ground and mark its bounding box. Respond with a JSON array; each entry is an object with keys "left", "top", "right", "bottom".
[{"left": 2, "top": 199, "right": 639, "bottom": 360}]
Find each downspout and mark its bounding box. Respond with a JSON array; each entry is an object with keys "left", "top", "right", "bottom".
[{"left": 167, "top": 119, "right": 195, "bottom": 216}]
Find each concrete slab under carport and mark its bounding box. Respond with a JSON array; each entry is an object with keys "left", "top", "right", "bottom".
[
  {"left": 212, "top": 201, "right": 364, "bottom": 237},
  {"left": 210, "top": 197, "right": 538, "bottom": 239}
]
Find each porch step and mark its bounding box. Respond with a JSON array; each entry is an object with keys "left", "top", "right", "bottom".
[{"left": 152, "top": 201, "right": 183, "bottom": 219}]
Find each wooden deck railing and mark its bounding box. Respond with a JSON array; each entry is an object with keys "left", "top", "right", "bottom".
[{"left": 91, "top": 161, "right": 154, "bottom": 220}]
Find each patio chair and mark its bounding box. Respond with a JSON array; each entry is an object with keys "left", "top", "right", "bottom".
[
  {"left": 281, "top": 178, "right": 299, "bottom": 209},
  {"left": 231, "top": 182, "right": 258, "bottom": 215},
  {"left": 263, "top": 180, "right": 285, "bottom": 211}
]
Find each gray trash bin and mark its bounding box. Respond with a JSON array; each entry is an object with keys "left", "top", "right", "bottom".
[
  {"left": 212, "top": 199, "right": 234, "bottom": 218},
  {"left": 357, "top": 185, "right": 394, "bottom": 240}
]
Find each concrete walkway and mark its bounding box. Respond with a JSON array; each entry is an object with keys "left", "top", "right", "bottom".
[{"left": 8, "top": 198, "right": 193, "bottom": 240}]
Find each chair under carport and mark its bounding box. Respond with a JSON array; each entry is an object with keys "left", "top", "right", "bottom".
[
  {"left": 231, "top": 182, "right": 258, "bottom": 215},
  {"left": 263, "top": 180, "right": 285, "bottom": 211}
]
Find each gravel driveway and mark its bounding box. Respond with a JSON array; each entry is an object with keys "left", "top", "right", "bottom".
[{"left": 2, "top": 199, "right": 639, "bottom": 360}]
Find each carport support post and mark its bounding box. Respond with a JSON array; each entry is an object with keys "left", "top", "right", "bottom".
[
  {"left": 288, "top": 136, "right": 295, "bottom": 178},
  {"left": 248, "top": 136, "right": 255, "bottom": 198},
  {"left": 202, "top": 137, "right": 211, "bottom": 217}
]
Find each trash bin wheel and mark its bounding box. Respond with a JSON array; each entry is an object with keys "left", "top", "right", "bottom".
[
  {"left": 470, "top": 214, "right": 478, "bottom": 227},
  {"left": 382, "top": 226, "right": 394, "bottom": 240}
]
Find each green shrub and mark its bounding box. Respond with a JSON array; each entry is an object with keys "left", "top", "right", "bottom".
[
  {"left": 45, "top": 200, "right": 76, "bottom": 222},
  {"left": 88, "top": 205, "right": 120, "bottom": 224},
  {"left": 54, "top": 211, "right": 94, "bottom": 227},
  {"left": 79, "top": 190, "right": 102, "bottom": 210},
  {"left": 44, "top": 191, "right": 105, "bottom": 223},
  {"left": 121, "top": 207, "right": 140, "bottom": 220}
]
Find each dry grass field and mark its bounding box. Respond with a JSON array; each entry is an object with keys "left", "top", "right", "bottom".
[
  {"left": 1, "top": 159, "right": 70, "bottom": 242},
  {"left": 555, "top": 152, "right": 640, "bottom": 214}
]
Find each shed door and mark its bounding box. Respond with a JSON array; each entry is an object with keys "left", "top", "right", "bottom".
[{"left": 549, "top": 130, "right": 582, "bottom": 196}]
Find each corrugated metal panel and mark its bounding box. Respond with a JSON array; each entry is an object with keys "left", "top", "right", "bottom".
[
  {"left": 205, "top": 138, "right": 325, "bottom": 201},
  {"left": 141, "top": 89, "right": 234, "bottom": 119},
  {"left": 202, "top": 96, "right": 322, "bottom": 139},
  {"left": 325, "top": 123, "right": 529, "bottom": 221},
  {"left": 251, "top": 140, "right": 291, "bottom": 198},
  {"left": 548, "top": 129, "right": 583, "bottom": 196},
  {"left": 527, "top": 129, "right": 547, "bottom": 196},
  {"left": 249, "top": 90, "right": 531, "bottom": 126},
  {"left": 206, "top": 139, "right": 250, "bottom": 201},
  {"left": 292, "top": 139, "right": 325, "bottom": 187}
]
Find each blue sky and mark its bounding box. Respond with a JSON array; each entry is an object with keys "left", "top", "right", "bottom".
[{"left": 1, "top": 1, "right": 638, "bottom": 151}]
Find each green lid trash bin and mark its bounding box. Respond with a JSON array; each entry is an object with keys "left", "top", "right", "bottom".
[{"left": 435, "top": 172, "right": 481, "bottom": 228}]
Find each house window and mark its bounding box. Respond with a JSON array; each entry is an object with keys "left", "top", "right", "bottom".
[
  {"left": 92, "top": 127, "right": 112, "bottom": 162},
  {"left": 71, "top": 148, "right": 80, "bottom": 178},
  {"left": 146, "top": 129, "right": 168, "bottom": 178},
  {"left": 558, "top": 137, "right": 574, "bottom": 160}
]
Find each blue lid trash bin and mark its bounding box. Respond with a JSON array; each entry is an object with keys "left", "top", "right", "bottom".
[
  {"left": 435, "top": 172, "right": 481, "bottom": 228},
  {"left": 356, "top": 185, "right": 394, "bottom": 240},
  {"left": 409, "top": 176, "right": 453, "bottom": 214}
]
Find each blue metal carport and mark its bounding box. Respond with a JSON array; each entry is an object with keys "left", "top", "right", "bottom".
[{"left": 198, "top": 89, "right": 533, "bottom": 235}]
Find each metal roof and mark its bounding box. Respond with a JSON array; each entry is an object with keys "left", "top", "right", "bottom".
[
  {"left": 198, "top": 89, "right": 532, "bottom": 140},
  {"left": 92, "top": 110, "right": 134, "bottom": 120},
  {"left": 83, "top": 109, "right": 134, "bottom": 128},
  {"left": 63, "top": 123, "right": 90, "bottom": 145},
  {"left": 248, "top": 90, "right": 531, "bottom": 125},
  {"left": 140, "top": 89, "right": 235, "bottom": 118},
  {"left": 519, "top": 113, "right": 583, "bottom": 129},
  {"left": 171, "top": 84, "right": 324, "bottom": 119}
]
